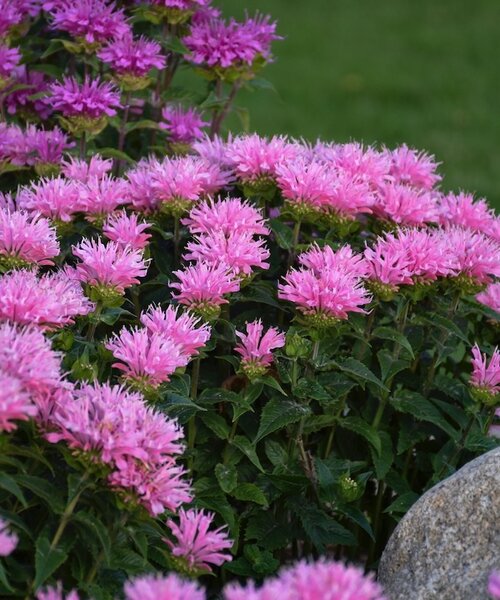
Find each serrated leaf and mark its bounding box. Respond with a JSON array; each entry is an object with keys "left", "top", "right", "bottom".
[
  {"left": 15, "top": 475, "right": 65, "bottom": 514},
  {"left": 339, "top": 416, "right": 382, "bottom": 455},
  {"left": 335, "top": 358, "right": 389, "bottom": 391},
  {"left": 370, "top": 431, "right": 393, "bottom": 479},
  {"left": 34, "top": 535, "right": 68, "bottom": 589},
  {"left": 257, "top": 375, "right": 287, "bottom": 396},
  {"left": 97, "top": 148, "right": 134, "bottom": 164},
  {"left": 384, "top": 491, "right": 419, "bottom": 514},
  {"left": 269, "top": 218, "right": 293, "bottom": 249},
  {"left": 231, "top": 436, "right": 264, "bottom": 472},
  {"left": 390, "top": 390, "right": 457, "bottom": 438},
  {"left": 73, "top": 511, "right": 111, "bottom": 563},
  {"left": 200, "top": 412, "right": 230, "bottom": 439},
  {"left": 294, "top": 378, "right": 330, "bottom": 402},
  {"left": 292, "top": 502, "right": 356, "bottom": 551},
  {"left": 245, "top": 513, "right": 290, "bottom": 550},
  {"left": 161, "top": 393, "right": 206, "bottom": 424},
  {"left": 232, "top": 483, "right": 268, "bottom": 506},
  {"left": 372, "top": 326, "right": 414, "bottom": 358},
  {"left": 215, "top": 463, "right": 238, "bottom": 494},
  {"left": 377, "top": 349, "right": 410, "bottom": 383},
  {"left": 0, "top": 473, "right": 27, "bottom": 508},
  {"left": 254, "top": 399, "right": 311, "bottom": 443}
]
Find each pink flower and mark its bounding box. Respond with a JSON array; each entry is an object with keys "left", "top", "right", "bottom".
[
  {"left": 146, "top": 0, "right": 210, "bottom": 8},
  {"left": 387, "top": 144, "right": 441, "bottom": 190},
  {"left": 298, "top": 244, "right": 368, "bottom": 278},
  {"left": 364, "top": 234, "right": 413, "bottom": 298},
  {"left": 235, "top": 319, "right": 285, "bottom": 378},
  {"left": 171, "top": 262, "right": 241, "bottom": 320},
  {"left": 0, "top": 519, "right": 18, "bottom": 556},
  {"left": 183, "top": 13, "right": 279, "bottom": 73},
  {"left": 23, "top": 126, "right": 73, "bottom": 172},
  {"left": 17, "top": 177, "right": 83, "bottom": 223},
  {"left": 61, "top": 155, "right": 113, "bottom": 182},
  {"left": 439, "top": 191, "right": 497, "bottom": 235},
  {"left": 0, "top": 373, "right": 34, "bottom": 433},
  {"left": 0, "top": 2, "right": 23, "bottom": 38},
  {"left": 183, "top": 197, "right": 268, "bottom": 237},
  {"left": 0, "top": 269, "right": 94, "bottom": 329},
  {"left": 166, "top": 508, "right": 232, "bottom": 573},
  {"left": 140, "top": 305, "right": 211, "bottom": 359},
  {"left": 184, "top": 230, "right": 270, "bottom": 277},
  {"left": 470, "top": 345, "right": 500, "bottom": 404},
  {"left": 124, "top": 574, "right": 205, "bottom": 600},
  {"left": 489, "top": 571, "right": 500, "bottom": 599},
  {"left": 476, "top": 282, "right": 500, "bottom": 314},
  {"left": 76, "top": 175, "right": 130, "bottom": 219},
  {"left": 193, "top": 134, "right": 231, "bottom": 166},
  {"left": 0, "top": 208, "right": 59, "bottom": 269},
  {"left": 160, "top": 105, "right": 208, "bottom": 146},
  {"left": 106, "top": 327, "right": 185, "bottom": 388},
  {"left": 49, "top": 0, "right": 130, "bottom": 46},
  {"left": 224, "top": 559, "right": 386, "bottom": 600},
  {"left": 72, "top": 238, "right": 149, "bottom": 295},
  {"left": 374, "top": 182, "right": 439, "bottom": 226},
  {"left": 103, "top": 210, "right": 151, "bottom": 250},
  {"left": 48, "top": 76, "right": 121, "bottom": 119},
  {"left": 0, "top": 45, "right": 21, "bottom": 88},
  {"left": 36, "top": 583, "right": 79, "bottom": 600},
  {"left": 98, "top": 34, "right": 166, "bottom": 78},
  {"left": 4, "top": 66, "right": 52, "bottom": 120},
  {"left": 126, "top": 159, "right": 162, "bottom": 213}
]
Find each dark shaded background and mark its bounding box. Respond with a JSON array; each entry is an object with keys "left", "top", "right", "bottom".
[{"left": 217, "top": 0, "right": 500, "bottom": 210}]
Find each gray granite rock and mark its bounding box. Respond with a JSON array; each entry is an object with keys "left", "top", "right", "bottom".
[{"left": 378, "top": 447, "right": 500, "bottom": 600}]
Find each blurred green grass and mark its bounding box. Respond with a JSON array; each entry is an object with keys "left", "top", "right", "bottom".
[{"left": 216, "top": 0, "right": 500, "bottom": 211}]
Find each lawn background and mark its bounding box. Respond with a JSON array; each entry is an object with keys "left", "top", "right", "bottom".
[{"left": 215, "top": 0, "right": 500, "bottom": 211}]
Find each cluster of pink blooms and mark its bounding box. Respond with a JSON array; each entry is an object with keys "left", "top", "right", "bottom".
[
  {"left": 235, "top": 319, "right": 285, "bottom": 379},
  {"left": 165, "top": 508, "right": 233, "bottom": 573},
  {"left": 183, "top": 13, "right": 279, "bottom": 74},
  {"left": 17, "top": 177, "right": 82, "bottom": 223},
  {"left": 279, "top": 244, "right": 371, "bottom": 328},
  {"left": 4, "top": 67, "right": 52, "bottom": 120},
  {"left": 469, "top": 345, "right": 500, "bottom": 406},
  {"left": 0, "top": 0, "right": 40, "bottom": 38},
  {"left": 0, "top": 44, "right": 21, "bottom": 89},
  {"left": 103, "top": 210, "right": 151, "bottom": 250},
  {"left": 106, "top": 305, "right": 210, "bottom": 391},
  {"left": 61, "top": 154, "right": 113, "bottom": 182},
  {"left": 0, "top": 518, "right": 18, "bottom": 556},
  {"left": 98, "top": 34, "right": 166, "bottom": 81},
  {"left": 47, "top": 382, "right": 192, "bottom": 515},
  {"left": 160, "top": 105, "right": 208, "bottom": 147}
]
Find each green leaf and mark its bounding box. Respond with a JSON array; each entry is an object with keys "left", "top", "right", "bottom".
[
  {"left": 370, "top": 431, "right": 393, "bottom": 479},
  {"left": 245, "top": 513, "right": 290, "bottom": 550},
  {"left": 293, "top": 502, "right": 356, "bottom": 551},
  {"left": 254, "top": 399, "right": 311, "bottom": 443},
  {"left": 97, "top": 148, "right": 134, "bottom": 164},
  {"left": 15, "top": 475, "right": 65, "bottom": 514},
  {"left": 34, "top": 535, "right": 68, "bottom": 589},
  {"left": 269, "top": 218, "right": 293, "bottom": 249},
  {"left": 338, "top": 505, "right": 374, "bottom": 540},
  {"left": 125, "top": 119, "right": 159, "bottom": 133},
  {"left": 161, "top": 393, "right": 206, "bottom": 424},
  {"left": 243, "top": 544, "right": 279, "bottom": 574},
  {"left": 264, "top": 440, "right": 288, "bottom": 467},
  {"left": 377, "top": 349, "right": 410, "bottom": 383},
  {"left": 294, "top": 378, "right": 330, "bottom": 402},
  {"left": 231, "top": 436, "right": 264, "bottom": 472},
  {"left": 0, "top": 562, "right": 14, "bottom": 593},
  {"left": 372, "top": 326, "right": 414, "bottom": 358},
  {"left": 0, "top": 473, "right": 27, "bottom": 508},
  {"left": 335, "top": 358, "right": 389, "bottom": 392},
  {"left": 390, "top": 390, "right": 458, "bottom": 438},
  {"left": 215, "top": 463, "right": 238, "bottom": 494},
  {"left": 40, "top": 39, "right": 64, "bottom": 59},
  {"left": 384, "top": 491, "right": 419, "bottom": 514},
  {"left": 339, "top": 416, "right": 382, "bottom": 455},
  {"left": 73, "top": 511, "right": 111, "bottom": 563},
  {"left": 162, "top": 37, "right": 189, "bottom": 54},
  {"left": 257, "top": 375, "right": 288, "bottom": 396},
  {"left": 200, "top": 412, "right": 230, "bottom": 439},
  {"left": 232, "top": 483, "right": 268, "bottom": 506}
]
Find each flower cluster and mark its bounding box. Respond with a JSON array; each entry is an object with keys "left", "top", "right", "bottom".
[
  {"left": 4, "top": 67, "right": 52, "bottom": 120},
  {"left": 235, "top": 320, "right": 285, "bottom": 379},
  {"left": 103, "top": 210, "right": 151, "bottom": 250},
  {"left": 0, "top": 44, "right": 21, "bottom": 90},
  {"left": 160, "top": 105, "right": 208, "bottom": 150}
]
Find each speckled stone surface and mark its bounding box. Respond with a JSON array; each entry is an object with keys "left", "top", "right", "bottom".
[{"left": 378, "top": 447, "right": 500, "bottom": 600}]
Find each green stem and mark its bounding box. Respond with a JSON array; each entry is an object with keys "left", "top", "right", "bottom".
[
  {"left": 432, "top": 413, "right": 476, "bottom": 484},
  {"left": 484, "top": 406, "right": 497, "bottom": 435},
  {"left": 86, "top": 302, "right": 103, "bottom": 342},
  {"left": 116, "top": 90, "right": 131, "bottom": 175},
  {"left": 223, "top": 419, "right": 239, "bottom": 464},
  {"left": 79, "top": 132, "right": 87, "bottom": 160},
  {"left": 324, "top": 394, "right": 347, "bottom": 458},
  {"left": 50, "top": 472, "right": 89, "bottom": 551},
  {"left": 173, "top": 216, "right": 180, "bottom": 267},
  {"left": 187, "top": 357, "right": 201, "bottom": 472},
  {"left": 288, "top": 219, "right": 302, "bottom": 268},
  {"left": 367, "top": 481, "right": 385, "bottom": 565},
  {"left": 210, "top": 80, "right": 241, "bottom": 138}
]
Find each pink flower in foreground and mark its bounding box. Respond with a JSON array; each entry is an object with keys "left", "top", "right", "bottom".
[
  {"left": 166, "top": 508, "right": 233, "bottom": 573},
  {"left": 224, "top": 558, "right": 386, "bottom": 600},
  {"left": 193, "top": 134, "right": 231, "bottom": 166},
  {"left": 0, "top": 208, "right": 59, "bottom": 270},
  {"left": 76, "top": 175, "right": 130, "bottom": 219},
  {"left": 298, "top": 244, "right": 368, "bottom": 278},
  {"left": 103, "top": 211, "right": 151, "bottom": 250},
  {"left": 0, "top": 45, "right": 21, "bottom": 89},
  {"left": 374, "top": 182, "right": 439, "bottom": 226},
  {"left": 140, "top": 305, "right": 211, "bottom": 359},
  {"left": 489, "top": 571, "right": 500, "bottom": 599},
  {"left": 124, "top": 573, "right": 205, "bottom": 600},
  {"left": 126, "top": 159, "right": 161, "bottom": 214},
  {"left": 470, "top": 345, "right": 500, "bottom": 405},
  {"left": 0, "top": 519, "right": 18, "bottom": 556},
  {"left": 387, "top": 144, "right": 441, "bottom": 190},
  {"left": 235, "top": 320, "right": 285, "bottom": 378},
  {"left": 36, "top": 583, "right": 79, "bottom": 600},
  {"left": 364, "top": 234, "right": 413, "bottom": 299},
  {"left": 49, "top": 0, "right": 129, "bottom": 46},
  {"left": 17, "top": 177, "right": 83, "bottom": 223},
  {"left": 160, "top": 105, "right": 208, "bottom": 146},
  {"left": 61, "top": 155, "right": 113, "bottom": 182},
  {"left": 171, "top": 262, "right": 241, "bottom": 320},
  {"left": 73, "top": 238, "right": 149, "bottom": 297},
  {"left": 98, "top": 34, "right": 165, "bottom": 79},
  {"left": 183, "top": 197, "right": 268, "bottom": 237},
  {"left": 0, "top": 269, "right": 93, "bottom": 329},
  {"left": 184, "top": 231, "right": 270, "bottom": 277},
  {"left": 476, "top": 282, "right": 500, "bottom": 315},
  {"left": 439, "top": 191, "right": 497, "bottom": 236}
]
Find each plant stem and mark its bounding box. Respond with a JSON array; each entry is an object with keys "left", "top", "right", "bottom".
[
  {"left": 173, "top": 215, "right": 180, "bottom": 266},
  {"left": 367, "top": 481, "right": 385, "bottom": 565},
  {"left": 79, "top": 133, "right": 87, "bottom": 160},
  {"left": 50, "top": 472, "right": 89, "bottom": 551},
  {"left": 287, "top": 219, "right": 302, "bottom": 268},
  {"left": 87, "top": 302, "right": 102, "bottom": 342},
  {"left": 116, "top": 90, "right": 131, "bottom": 175},
  {"left": 324, "top": 394, "right": 347, "bottom": 458},
  {"left": 210, "top": 80, "right": 241, "bottom": 138},
  {"left": 187, "top": 357, "right": 201, "bottom": 472}
]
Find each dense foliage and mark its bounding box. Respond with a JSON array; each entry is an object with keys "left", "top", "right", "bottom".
[{"left": 0, "top": 1, "right": 499, "bottom": 599}]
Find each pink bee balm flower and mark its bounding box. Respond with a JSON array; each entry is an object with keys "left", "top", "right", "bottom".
[
  {"left": 298, "top": 244, "right": 368, "bottom": 278},
  {"left": 489, "top": 571, "right": 500, "bottom": 599},
  {"left": 235, "top": 319, "right": 285, "bottom": 378},
  {"left": 438, "top": 191, "right": 497, "bottom": 236},
  {"left": 387, "top": 144, "right": 441, "bottom": 190},
  {"left": 17, "top": 177, "right": 83, "bottom": 223},
  {"left": 171, "top": 262, "right": 241, "bottom": 321},
  {"left": 0, "top": 373, "right": 34, "bottom": 432},
  {"left": 166, "top": 508, "right": 233, "bottom": 573},
  {"left": 182, "top": 197, "right": 269, "bottom": 237},
  {"left": 140, "top": 305, "right": 211, "bottom": 359},
  {"left": 76, "top": 174, "right": 130, "bottom": 220},
  {"left": 364, "top": 234, "right": 413, "bottom": 299},
  {"left": 0, "top": 208, "right": 59, "bottom": 270},
  {"left": 0, "top": 519, "right": 18, "bottom": 556},
  {"left": 106, "top": 327, "right": 185, "bottom": 389},
  {"left": 49, "top": 0, "right": 129, "bottom": 47},
  {"left": 72, "top": 238, "right": 149, "bottom": 301},
  {"left": 476, "top": 282, "right": 500, "bottom": 315},
  {"left": 184, "top": 230, "right": 270, "bottom": 277},
  {"left": 61, "top": 155, "right": 113, "bottom": 182},
  {"left": 124, "top": 573, "right": 205, "bottom": 600},
  {"left": 0, "top": 269, "right": 94, "bottom": 329},
  {"left": 374, "top": 182, "right": 439, "bottom": 226},
  {"left": 160, "top": 104, "right": 208, "bottom": 147},
  {"left": 224, "top": 558, "right": 386, "bottom": 600},
  {"left": 4, "top": 66, "right": 52, "bottom": 120},
  {"left": 103, "top": 210, "right": 151, "bottom": 250},
  {"left": 0, "top": 45, "right": 21, "bottom": 90},
  {"left": 125, "top": 159, "right": 162, "bottom": 214},
  {"left": 470, "top": 345, "right": 500, "bottom": 406},
  {"left": 193, "top": 134, "right": 231, "bottom": 166},
  {"left": 23, "top": 126, "right": 73, "bottom": 175},
  {"left": 37, "top": 584, "right": 79, "bottom": 600}
]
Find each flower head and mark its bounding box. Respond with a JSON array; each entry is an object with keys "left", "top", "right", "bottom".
[
  {"left": 166, "top": 508, "right": 232, "bottom": 574},
  {"left": 476, "top": 282, "right": 500, "bottom": 315},
  {"left": 439, "top": 191, "right": 497, "bottom": 236},
  {"left": 126, "top": 159, "right": 162, "bottom": 213},
  {"left": 470, "top": 345, "right": 500, "bottom": 406},
  {"left": 171, "top": 262, "right": 240, "bottom": 320},
  {"left": 364, "top": 234, "right": 413, "bottom": 299},
  {"left": 103, "top": 210, "right": 151, "bottom": 250},
  {"left": 183, "top": 197, "right": 268, "bottom": 237},
  {"left": 0, "top": 269, "right": 94, "bottom": 329},
  {"left": 23, "top": 126, "right": 73, "bottom": 175},
  {"left": 374, "top": 182, "right": 439, "bottom": 226},
  {"left": 160, "top": 105, "right": 208, "bottom": 148},
  {"left": 299, "top": 244, "right": 368, "bottom": 278},
  {"left": 0, "top": 519, "right": 18, "bottom": 556},
  {"left": 4, "top": 66, "right": 52, "bottom": 120},
  {"left": 387, "top": 144, "right": 441, "bottom": 190},
  {"left": 124, "top": 574, "right": 205, "bottom": 600},
  {"left": 235, "top": 320, "right": 285, "bottom": 378},
  {"left": 18, "top": 176, "right": 83, "bottom": 223},
  {"left": 0, "top": 45, "right": 21, "bottom": 90},
  {"left": 61, "top": 155, "right": 113, "bottom": 182},
  {"left": 0, "top": 208, "right": 59, "bottom": 271},
  {"left": 76, "top": 174, "right": 130, "bottom": 220}
]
